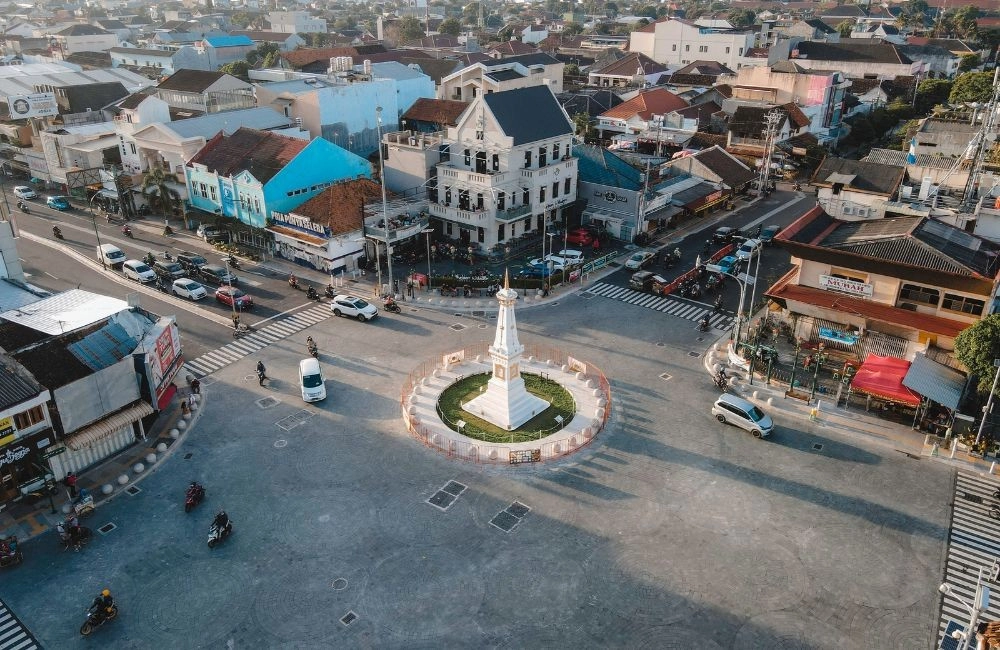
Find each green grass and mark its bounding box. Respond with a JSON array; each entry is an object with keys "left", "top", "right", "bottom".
[{"left": 437, "top": 372, "right": 576, "bottom": 443}]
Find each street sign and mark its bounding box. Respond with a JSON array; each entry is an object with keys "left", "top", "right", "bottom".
[{"left": 41, "top": 446, "right": 66, "bottom": 459}]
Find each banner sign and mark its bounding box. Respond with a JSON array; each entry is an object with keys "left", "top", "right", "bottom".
[
  {"left": 7, "top": 93, "right": 57, "bottom": 118},
  {"left": 819, "top": 274, "right": 873, "bottom": 297},
  {"left": 819, "top": 326, "right": 859, "bottom": 345}
]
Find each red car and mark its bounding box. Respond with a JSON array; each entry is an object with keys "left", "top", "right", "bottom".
[
  {"left": 566, "top": 227, "right": 595, "bottom": 246},
  {"left": 215, "top": 286, "right": 254, "bottom": 310}
]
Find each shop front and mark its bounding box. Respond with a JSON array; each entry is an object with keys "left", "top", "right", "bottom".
[{"left": 0, "top": 426, "right": 57, "bottom": 506}]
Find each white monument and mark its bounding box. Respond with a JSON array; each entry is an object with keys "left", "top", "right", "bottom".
[{"left": 463, "top": 272, "right": 549, "bottom": 430}]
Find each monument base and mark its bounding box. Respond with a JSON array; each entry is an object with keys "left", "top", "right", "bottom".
[{"left": 463, "top": 377, "right": 550, "bottom": 430}]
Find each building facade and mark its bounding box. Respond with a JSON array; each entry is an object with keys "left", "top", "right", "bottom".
[{"left": 629, "top": 18, "right": 755, "bottom": 69}]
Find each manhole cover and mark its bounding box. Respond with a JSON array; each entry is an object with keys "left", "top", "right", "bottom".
[
  {"left": 427, "top": 490, "right": 457, "bottom": 510},
  {"left": 549, "top": 302, "right": 559, "bottom": 306},
  {"left": 490, "top": 510, "right": 520, "bottom": 532},
  {"left": 274, "top": 439, "right": 288, "bottom": 448},
  {"left": 198, "top": 376, "right": 218, "bottom": 387},
  {"left": 332, "top": 578, "right": 348, "bottom": 591},
  {"left": 124, "top": 486, "right": 141, "bottom": 496},
  {"left": 696, "top": 337, "right": 704, "bottom": 342},
  {"left": 276, "top": 410, "right": 315, "bottom": 431},
  {"left": 688, "top": 351, "right": 700, "bottom": 357},
  {"left": 340, "top": 612, "right": 357, "bottom": 626},
  {"left": 472, "top": 310, "right": 486, "bottom": 317},
  {"left": 449, "top": 323, "right": 466, "bottom": 331},
  {"left": 256, "top": 396, "right": 279, "bottom": 409},
  {"left": 442, "top": 480, "right": 467, "bottom": 496},
  {"left": 184, "top": 453, "right": 193, "bottom": 460},
  {"left": 478, "top": 324, "right": 488, "bottom": 329},
  {"left": 962, "top": 492, "right": 983, "bottom": 503},
  {"left": 812, "top": 443, "right": 824, "bottom": 451},
  {"left": 98, "top": 523, "right": 116, "bottom": 535},
  {"left": 506, "top": 501, "right": 530, "bottom": 518},
  {"left": 659, "top": 373, "right": 672, "bottom": 381}
]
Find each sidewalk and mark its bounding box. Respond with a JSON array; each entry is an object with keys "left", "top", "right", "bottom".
[
  {"left": 0, "top": 382, "right": 205, "bottom": 544},
  {"left": 702, "top": 336, "right": 998, "bottom": 476}
]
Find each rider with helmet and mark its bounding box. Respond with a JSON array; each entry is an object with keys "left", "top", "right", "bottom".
[
  {"left": 89, "top": 589, "right": 114, "bottom": 623},
  {"left": 213, "top": 510, "right": 230, "bottom": 532}
]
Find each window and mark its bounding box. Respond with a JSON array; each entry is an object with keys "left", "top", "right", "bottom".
[
  {"left": 477, "top": 193, "right": 484, "bottom": 210},
  {"left": 523, "top": 188, "right": 530, "bottom": 205},
  {"left": 523, "top": 217, "right": 531, "bottom": 232},
  {"left": 14, "top": 405, "right": 44, "bottom": 430},
  {"left": 552, "top": 181, "right": 559, "bottom": 198},
  {"left": 492, "top": 153, "right": 499, "bottom": 171},
  {"left": 537, "top": 214, "right": 543, "bottom": 231},
  {"left": 942, "top": 293, "right": 985, "bottom": 316},
  {"left": 564, "top": 177, "right": 571, "bottom": 194},
  {"left": 685, "top": 44, "right": 690, "bottom": 52},
  {"left": 464, "top": 149, "right": 471, "bottom": 166},
  {"left": 498, "top": 224, "right": 505, "bottom": 241},
  {"left": 699, "top": 45, "right": 707, "bottom": 53},
  {"left": 739, "top": 48, "right": 743, "bottom": 55},
  {"left": 478, "top": 227, "right": 484, "bottom": 243},
  {"left": 199, "top": 183, "right": 207, "bottom": 199},
  {"left": 539, "top": 186, "right": 546, "bottom": 202},
  {"left": 524, "top": 150, "right": 531, "bottom": 168},
  {"left": 210, "top": 187, "right": 217, "bottom": 201},
  {"left": 446, "top": 222, "right": 453, "bottom": 235},
  {"left": 726, "top": 47, "right": 730, "bottom": 54},
  {"left": 538, "top": 147, "right": 547, "bottom": 167},
  {"left": 445, "top": 187, "right": 452, "bottom": 204},
  {"left": 899, "top": 283, "right": 939, "bottom": 306},
  {"left": 553, "top": 143, "right": 560, "bottom": 159},
  {"left": 497, "top": 191, "right": 505, "bottom": 210},
  {"left": 672, "top": 44, "right": 677, "bottom": 51},
  {"left": 830, "top": 270, "right": 865, "bottom": 284},
  {"left": 129, "top": 143, "right": 136, "bottom": 154}
]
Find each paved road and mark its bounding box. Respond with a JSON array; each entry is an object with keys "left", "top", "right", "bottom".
[
  {"left": 0, "top": 279, "right": 952, "bottom": 648},
  {"left": 0, "top": 598, "right": 39, "bottom": 650}
]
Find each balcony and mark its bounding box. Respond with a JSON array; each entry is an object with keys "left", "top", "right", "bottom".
[
  {"left": 428, "top": 202, "right": 493, "bottom": 227},
  {"left": 495, "top": 204, "right": 533, "bottom": 222},
  {"left": 363, "top": 207, "right": 430, "bottom": 242},
  {"left": 437, "top": 163, "right": 512, "bottom": 188},
  {"left": 519, "top": 157, "right": 576, "bottom": 181}
]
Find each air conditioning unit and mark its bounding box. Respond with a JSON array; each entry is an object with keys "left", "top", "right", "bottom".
[{"left": 899, "top": 302, "right": 918, "bottom": 311}]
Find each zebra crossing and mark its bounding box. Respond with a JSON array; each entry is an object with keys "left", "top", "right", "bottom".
[
  {"left": 183, "top": 305, "right": 331, "bottom": 378},
  {"left": 585, "top": 282, "right": 735, "bottom": 330},
  {"left": 938, "top": 471, "right": 1000, "bottom": 646},
  {"left": 0, "top": 598, "right": 40, "bottom": 650}
]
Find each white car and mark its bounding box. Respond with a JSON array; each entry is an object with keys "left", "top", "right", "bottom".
[
  {"left": 331, "top": 294, "right": 378, "bottom": 322},
  {"left": 528, "top": 255, "right": 567, "bottom": 271},
  {"left": 735, "top": 238, "right": 762, "bottom": 262},
  {"left": 12, "top": 186, "right": 36, "bottom": 200},
  {"left": 172, "top": 278, "right": 207, "bottom": 300},
  {"left": 122, "top": 259, "right": 156, "bottom": 283},
  {"left": 625, "top": 250, "right": 655, "bottom": 270}
]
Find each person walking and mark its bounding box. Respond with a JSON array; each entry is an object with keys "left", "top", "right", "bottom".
[
  {"left": 64, "top": 472, "right": 78, "bottom": 498},
  {"left": 256, "top": 360, "right": 267, "bottom": 386},
  {"left": 232, "top": 313, "right": 240, "bottom": 330},
  {"left": 407, "top": 279, "right": 414, "bottom": 299}
]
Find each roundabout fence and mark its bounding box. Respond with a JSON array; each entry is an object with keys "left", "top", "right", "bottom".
[{"left": 401, "top": 343, "right": 612, "bottom": 464}]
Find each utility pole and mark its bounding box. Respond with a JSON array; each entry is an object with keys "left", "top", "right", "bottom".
[
  {"left": 756, "top": 109, "right": 782, "bottom": 197},
  {"left": 961, "top": 66, "right": 1000, "bottom": 213}
]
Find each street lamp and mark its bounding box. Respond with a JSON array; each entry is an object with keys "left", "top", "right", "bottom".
[
  {"left": 375, "top": 106, "right": 394, "bottom": 298},
  {"left": 88, "top": 193, "right": 106, "bottom": 269},
  {"left": 422, "top": 226, "right": 434, "bottom": 289},
  {"left": 703, "top": 266, "right": 750, "bottom": 345},
  {"left": 940, "top": 569, "right": 989, "bottom": 650},
  {"left": 546, "top": 231, "right": 558, "bottom": 276},
  {"left": 974, "top": 358, "right": 1000, "bottom": 448},
  {"left": 224, "top": 256, "right": 237, "bottom": 328}
]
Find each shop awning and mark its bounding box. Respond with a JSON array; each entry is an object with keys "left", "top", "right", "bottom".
[
  {"left": 902, "top": 354, "right": 966, "bottom": 410},
  {"left": 851, "top": 354, "right": 921, "bottom": 407},
  {"left": 64, "top": 402, "right": 154, "bottom": 451}
]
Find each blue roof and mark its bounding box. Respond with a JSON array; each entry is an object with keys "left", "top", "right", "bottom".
[
  {"left": 573, "top": 144, "right": 643, "bottom": 190},
  {"left": 205, "top": 35, "right": 253, "bottom": 48},
  {"left": 67, "top": 322, "right": 137, "bottom": 371}
]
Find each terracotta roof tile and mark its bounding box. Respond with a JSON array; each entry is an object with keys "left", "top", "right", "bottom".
[
  {"left": 401, "top": 98, "right": 468, "bottom": 127},
  {"left": 187, "top": 127, "right": 308, "bottom": 184},
  {"left": 291, "top": 178, "right": 387, "bottom": 234},
  {"left": 600, "top": 87, "right": 687, "bottom": 121},
  {"left": 590, "top": 52, "right": 667, "bottom": 77},
  {"left": 281, "top": 46, "right": 358, "bottom": 68}
]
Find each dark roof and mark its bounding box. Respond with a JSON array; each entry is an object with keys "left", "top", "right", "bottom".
[
  {"left": 573, "top": 143, "right": 642, "bottom": 189},
  {"left": 7, "top": 321, "right": 108, "bottom": 388},
  {"left": 281, "top": 46, "right": 358, "bottom": 68},
  {"left": 730, "top": 105, "right": 786, "bottom": 137},
  {"left": 558, "top": 89, "right": 624, "bottom": 118},
  {"left": 401, "top": 98, "right": 468, "bottom": 127},
  {"left": 57, "top": 24, "right": 110, "bottom": 36},
  {"left": 488, "top": 40, "right": 536, "bottom": 56},
  {"left": 811, "top": 156, "right": 905, "bottom": 196},
  {"left": 676, "top": 100, "right": 720, "bottom": 127},
  {"left": 673, "top": 60, "right": 733, "bottom": 76},
  {"left": 793, "top": 41, "right": 910, "bottom": 65},
  {"left": 291, "top": 178, "right": 385, "bottom": 233},
  {"left": 502, "top": 52, "right": 560, "bottom": 67},
  {"left": 58, "top": 81, "right": 129, "bottom": 112},
  {"left": 803, "top": 18, "right": 838, "bottom": 34},
  {"left": 485, "top": 68, "right": 525, "bottom": 82},
  {"left": 0, "top": 355, "right": 43, "bottom": 411},
  {"left": 157, "top": 69, "right": 226, "bottom": 92},
  {"left": 116, "top": 92, "right": 152, "bottom": 109},
  {"left": 399, "top": 57, "right": 460, "bottom": 83},
  {"left": 110, "top": 46, "right": 174, "bottom": 57},
  {"left": 691, "top": 146, "right": 756, "bottom": 188},
  {"left": 589, "top": 51, "right": 667, "bottom": 77},
  {"left": 63, "top": 51, "right": 112, "bottom": 69},
  {"left": 96, "top": 19, "right": 127, "bottom": 30},
  {"left": 780, "top": 102, "right": 810, "bottom": 129},
  {"left": 188, "top": 127, "right": 308, "bottom": 184},
  {"left": 483, "top": 86, "right": 572, "bottom": 146}
]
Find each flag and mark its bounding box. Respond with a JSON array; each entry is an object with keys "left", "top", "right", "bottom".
[{"left": 906, "top": 137, "right": 917, "bottom": 165}]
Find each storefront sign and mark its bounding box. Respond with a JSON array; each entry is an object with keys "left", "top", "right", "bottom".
[
  {"left": 819, "top": 274, "right": 873, "bottom": 297},
  {"left": 0, "top": 416, "right": 14, "bottom": 439},
  {"left": 273, "top": 212, "right": 328, "bottom": 236},
  {"left": 7, "top": 92, "right": 57, "bottom": 118},
  {"left": 595, "top": 190, "right": 628, "bottom": 204},
  {"left": 0, "top": 444, "right": 30, "bottom": 469},
  {"left": 819, "top": 326, "right": 860, "bottom": 345},
  {"left": 41, "top": 445, "right": 65, "bottom": 459}
]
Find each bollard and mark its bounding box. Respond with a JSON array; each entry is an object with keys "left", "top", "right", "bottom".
[
  {"left": 991, "top": 461, "right": 996, "bottom": 474},
  {"left": 951, "top": 438, "right": 958, "bottom": 459}
]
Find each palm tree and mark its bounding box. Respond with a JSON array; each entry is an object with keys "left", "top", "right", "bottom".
[{"left": 141, "top": 167, "right": 182, "bottom": 224}]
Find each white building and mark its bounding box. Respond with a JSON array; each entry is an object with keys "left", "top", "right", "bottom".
[
  {"left": 628, "top": 18, "right": 755, "bottom": 70},
  {"left": 437, "top": 53, "right": 564, "bottom": 102},
  {"left": 268, "top": 11, "right": 327, "bottom": 34}
]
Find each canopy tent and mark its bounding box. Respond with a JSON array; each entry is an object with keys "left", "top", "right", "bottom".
[
  {"left": 902, "top": 354, "right": 966, "bottom": 411},
  {"left": 850, "top": 354, "right": 921, "bottom": 407}
]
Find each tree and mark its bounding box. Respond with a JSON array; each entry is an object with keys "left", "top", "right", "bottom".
[
  {"left": 956, "top": 315, "right": 1000, "bottom": 395},
  {"left": 949, "top": 71, "right": 994, "bottom": 103},
  {"left": 439, "top": 18, "right": 462, "bottom": 36},
  {"left": 948, "top": 5, "right": 979, "bottom": 39},
  {"left": 915, "top": 78, "right": 953, "bottom": 113},
  {"left": 572, "top": 112, "right": 594, "bottom": 139},
  {"left": 605, "top": 1, "right": 618, "bottom": 18},
  {"left": 563, "top": 21, "right": 584, "bottom": 36},
  {"left": 397, "top": 16, "right": 425, "bottom": 43},
  {"left": 564, "top": 63, "right": 580, "bottom": 77},
  {"left": 959, "top": 53, "right": 982, "bottom": 72},
  {"left": 636, "top": 5, "right": 658, "bottom": 19},
  {"left": 219, "top": 61, "right": 250, "bottom": 82},
  {"left": 836, "top": 21, "right": 854, "bottom": 38},
  {"left": 727, "top": 8, "right": 756, "bottom": 28},
  {"left": 246, "top": 42, "right": 280, "bottom": 67},
  {"left": 141, "top": 168, "right": 182, "bottom": 223}
]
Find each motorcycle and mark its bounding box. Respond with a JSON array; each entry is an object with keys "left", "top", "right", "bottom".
[
  {"left": 714, "top": 371, "right": 729, "bottom": 392},
  {"left": 306, "top": 338, "right": 318, "bottom": 359},
  {"left": 226, "top": 255, "right": 240, "bottom": 270},
  {"left": 713, "top": 295, "right": 723, "bottom": 313},
  {"left": 288, "top": 276, "right": 300, "bottom": 290},
  {"left": 144, "top": 252, "right": 156, "bottom": 266},
  {"left": 162, "top": 251, "right": 173, "bottom": 261},
  {"left": 208, "top": 513, "right": 233, "bottom": 548},
  {"left": 0, "top": 535, "right": 23, "bottom": 568},
  {"left": 306, "top": 286, "right": 320, "bottom": 300},
  {"left": 699, "top": 317, "right": 710, "bottom": 332},
  {"left": 80, "top": 604, "right": 118, "bottom": 636},
  {"left": 324, "top": 285, "right": 335, "bottom": 298},
  {"left": 59, "top": 523, "right": 92, "bottom": 551},
  {"left": 121, "top": 225, "right": 133, "bottom": 239},
  {"left": 185, "top": 482, "right": 205, "bottom": 513},
  {"left": 383, "top": 297, "right": 401, "bottom": 314},
  {"left": 52, "top": 226, "right": 63, "bottom": 240}
]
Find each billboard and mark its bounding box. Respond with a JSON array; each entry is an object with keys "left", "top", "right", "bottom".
[{"left": 6, "top": 93, "right": 57, "bottom": 119}]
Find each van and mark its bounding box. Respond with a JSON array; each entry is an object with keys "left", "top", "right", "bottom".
[
  {"left": 711, "top": 394, "right": 773, "bottom": 438},
  {"left": 298, "top": 358, "right": 326, "bottom": 402},
  {"left": 97, "top": 244, "right": 126, "bottom": 269},
  {"left": 176, "top": 251, "right": 208, "bottom": 271},
  {"left": 122, "top": 259, "right": 156, "bottom": 283}
]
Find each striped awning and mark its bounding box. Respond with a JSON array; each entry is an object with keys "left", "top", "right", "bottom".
[{"left": 64, "top": 402, "right": 154, "bottom": 451}]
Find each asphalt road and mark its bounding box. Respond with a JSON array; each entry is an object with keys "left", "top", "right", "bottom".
[{"left": 0, "top": 247, "right": 952, "bottom": 648}]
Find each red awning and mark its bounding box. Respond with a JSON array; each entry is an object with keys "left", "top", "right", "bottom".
[{"left": 850, "top": 354, "right": 921, "bottom": 407}]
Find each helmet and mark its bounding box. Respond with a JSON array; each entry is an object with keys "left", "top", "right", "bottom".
[{"left": 101, "top": 589, "right": 110, "bottom": 597}]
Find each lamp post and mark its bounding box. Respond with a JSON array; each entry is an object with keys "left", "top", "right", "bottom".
[
  {"left": 974, "top": 358, "right": 1000, "bottom": 448},
  {"left": 375, "top": 106, "right": 393, "bottom": 298},
  {"left": 89, "top": 193, "right": 106, "bottom": 269},
  {"left": 546, "top": 231, "right": 558, "bottom": 278},
  {"left": 788, "top": 339, "right": 802, "bottom": 393},
  {"left": 224, "top": 257, "right": 237, "bottom": 328},
  {"left": 940, "top": 569, "right": 989, "bottom": 650},
  {"left": 744, "top": 247, "right": 763, "bottom": 341},
  {"left": 809, "top": 342, "right": 826, "bottom": 402},
  {"left": 422, "top": 226, "right": 434, "bottom": 290}
]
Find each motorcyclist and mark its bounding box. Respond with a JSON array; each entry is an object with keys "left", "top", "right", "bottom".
[
  {"left": 89, "top": 589, "right": 114, "bottom": 623},
  {"left": 163, "top": 250, "right": 172, "bottom": 261},
  {"left": 52, "top": 225, "right": 61, "bottom": 237},
  {"left": 213, "top": 510, "right": 230, "bottom": 532},
  {"left": 144, "top": 252, "right": 155, "bottom": 266},
  {"left": 288, "top": 273, "right": 298, "bottom": 289},
  {"left": 306, "top": 336, "right": 317, "bottom": 354},
  {"left": 306, "top": 285, "right": 318, "bottom": 299},
  {"left": 714, "top": 295, "right": 723, "bottom": 312},
  {"left": 673, "top": 247, "right": 681, "bottom": 260},
  {"left": 187, "top": 481, "right": 203, "bottom": 498},
  {"left": 121, "top": 225, "right": 132, "bottom": 236},
  {"left": 699, "top": 316, "right": 710, "bottom": 331}
]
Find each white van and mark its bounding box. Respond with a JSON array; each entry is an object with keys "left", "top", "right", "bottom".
[
  {"left": 97, "top": 244, "right": 126, "bottom": 269},
  {"left": 711, "top": 393, "right": 773, "bottom": 438},
  {"left": 122, "top": 259, "right": 156, "bottom": 283},
  {"left": 298, "top": 358, "right": 326, "bottom": 402}
]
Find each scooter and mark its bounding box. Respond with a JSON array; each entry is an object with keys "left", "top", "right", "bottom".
[
  {"left": 714, "top": 371, "right": 729, "bottom": 392},
  {"left": 208, "top": 514, "right": 233, "bottom": 548},
  {"left": 121, "top": 225, "right": 133, "bottom": 239},
  {"left": 226, "top": 255, "right": 240, "bottom": 270},
  {"left": 713, "top": 295, "right": 723, "bottom": 313},
  {"left": 699, "top": 317, "right": 710, "bottom": 332},
  {"left": 80, "top": 604, "right": 117, "bottom": 636},
  {"left": 324, "top": 285, "right": 335, "bottom": 298},
  {"left": 288, "top": 277, "right": 300, "bottom": 290},
  {"left": 306, "top": 338, "right": 318, "bottom": 359},
  {"left": 306, "top": 286, "right": 320, "bottom": 301},
  {"left": 185, "top": 482, "right": 205, "bottom": 513},
  {"left": 52, "top": 226, "right": 63, "bottom": 240},
  {"left": 59, "top": 523, "right": 92, "bottom": 551},
  {"left": 383, "top": 297, "right": 401, "bottom": 314},
  {"left": 0, "top": 536, "right": 23, "bottom": 568}
]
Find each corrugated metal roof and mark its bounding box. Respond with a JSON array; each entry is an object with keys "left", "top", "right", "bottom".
[
  {"left": 164, "top": 107, "right": 291, "bottom": 139},
  {"left": 0, "top": 289, "right": 128, "bottom": 336},
  {"left": 902, "top": 353, "right": 965, "bottom": 409},
  {"left": 0, "top": 356, "right": 44, "bottom": 411},
  {"left": 205, "top": 35, "right": 253, "bottom": 48},
  {"left": 864, "top": 147, "right": 960, "bottom": 170},
  {"left": 67, "top": 321, "right": 138, "bottom": 371},
  {"left": 65, "top": 401, "right": 154, "bottom": 449}
]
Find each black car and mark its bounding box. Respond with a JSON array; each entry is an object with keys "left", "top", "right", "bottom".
[
  {"left": 153, "top": 261, "right": 185, "bottom": 280},
  {"left": 199, "top": 264, "right": 238, "bottom": 285},
  {"left": 176, "top": 251, "right": 208, "bottom": 272}
]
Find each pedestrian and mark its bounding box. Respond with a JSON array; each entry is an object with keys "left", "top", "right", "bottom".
[
  {"left": 232, "top": 313, "right": 240, "bottom": 330},
  {"left": 191, "top": 378, "right": 201, "bottom": 395},
  {"left": 542, "top": 282, "right": 550, "bottom": 297},
  {"left": 393, "top": 279, "right": 399, "bottom": 296},
  {"left": 64, "top": 471, "right": 78, "bottom": 498},
  {"left": 256, "top": 360, "right": 267, "bottom": 386},
  {"left": 181, "top": 400, "right": 191, "bottom": 416},
  {"left": 407, "top": 279, "right": 414, "bottom": 298}
]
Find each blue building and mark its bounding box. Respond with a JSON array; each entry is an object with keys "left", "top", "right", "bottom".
[{"left": 185, "top": 127, "right": 372, "bottom": 229}]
